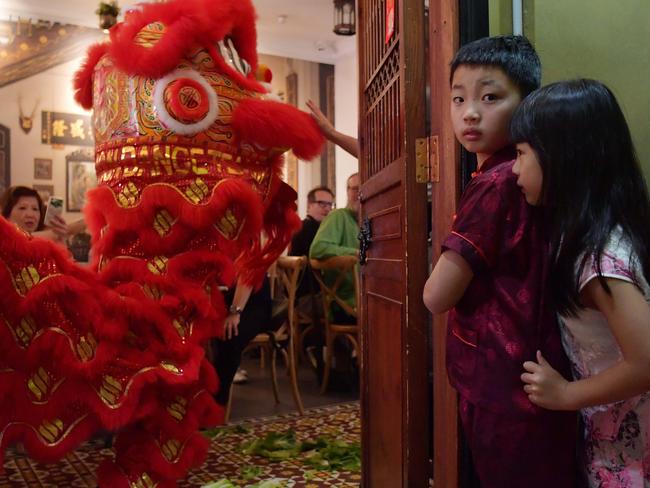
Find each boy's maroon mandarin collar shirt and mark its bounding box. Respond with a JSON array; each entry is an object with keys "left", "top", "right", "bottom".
[{"left": 472, "top": 146, "right": 517, "bottom": 178}]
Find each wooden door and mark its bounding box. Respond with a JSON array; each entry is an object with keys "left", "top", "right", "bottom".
[{"left": 357, "top": 0, "right": 429, "bottom": 486}]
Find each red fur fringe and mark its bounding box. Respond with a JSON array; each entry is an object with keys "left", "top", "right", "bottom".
[
  {"left": 74, "top": 0, "right": 266, "bottom": 106},
  {"left": 232, "top": 98, "right": 325, "bottom": 160},
  {"left": 112, "top": 425, "right": 209, "bottom": 481},
  {"left": 83, "top": 181, "right": 264, "bottom": 263},
  {"left": 236, "top": 178, "right": 302, "bottom": 287},
  {"left": 73, "top": 42, "right": 109, "bottom": 109},
  {"left": 108, "top": 0, "right": 262, "bottom": 88}
]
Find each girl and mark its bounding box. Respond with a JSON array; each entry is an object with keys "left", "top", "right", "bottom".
[{"left": 513, "top": 79, "right": 650, "bottom": 486}]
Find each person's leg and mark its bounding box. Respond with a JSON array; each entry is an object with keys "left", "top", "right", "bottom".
[
  {"left": 459, "top": 398, "right": 578, "bottom": 488},
  {"left": 457, "top": 398, "right": 481, "bottom": 487},
  {"left": 325, "top": 307, "right": 358, "bottom": 392},
  {"left": 212, "top": 278, "right": 271, "bottom": 405}
]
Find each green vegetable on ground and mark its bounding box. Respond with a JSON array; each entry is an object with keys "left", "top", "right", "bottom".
[{"left": 239, "top": 430, "right": 361, "bottom": 472}]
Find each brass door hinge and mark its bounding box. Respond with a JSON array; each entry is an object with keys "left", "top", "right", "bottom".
[{"left": 415, "top": 135, "right": 440, "bottom": 183}]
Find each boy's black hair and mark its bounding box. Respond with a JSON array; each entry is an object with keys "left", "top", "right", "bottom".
[
  {"left": 450, "top": 35, "right": 541, "bottom": 98},
  {"left": 510, "top": 79, "right": 650, "bottom": 316}
]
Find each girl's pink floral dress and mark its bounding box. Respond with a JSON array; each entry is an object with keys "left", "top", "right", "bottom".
[{"left": 560, "top": 229, "right": 650, "bottom": 487}]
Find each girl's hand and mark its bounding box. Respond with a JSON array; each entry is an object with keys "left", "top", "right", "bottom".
[
  {"left": 521, "top": 350, "right": 574, "bottom": 410},
  {"left": 223, "top": 312, "right": 240, "bottom": 340}
]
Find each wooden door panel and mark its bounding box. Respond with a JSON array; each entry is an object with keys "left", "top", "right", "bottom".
[
  {"left": 359, "top": 0, "right": 428, "bottom": 485},
  {"left": 365, "top": 290, "right": 403, "bottom": 487},
  {"left": 360, "top": 173, "right": 407, "bottom": 485},
  {"left": 369, "top": 206, "right": 401, "bottom": 242}
]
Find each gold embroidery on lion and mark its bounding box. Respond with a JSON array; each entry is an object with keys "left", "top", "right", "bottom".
[
  {"left": 160, "top": 438, "right": 182, "bottom": 462},
  {"left": 215, "top": 209, "right": 240, "bottom": 239},
  {"left": 184, "top": 177, "right": 209, "bottom": 204},
  {"left": 147, "top": 256, "right": 169, "bottom": 275},
  {"left": 15, "top": 316, "right": 36, "bottom": 347},
  {"left": 153, "top": 209, "right": 175, "bottom": 236},
  {"left": 99, "top": 375, "right": 124, "bottom": 406},
  {"left": 118, "top": 181, "right": 140, "bottom": 207},
  {"left": 172, "top": 316, "right": 192, "bottom": 339},
  {"left": 28, "top": 367, "right": 51, "bottom": 401},
  {"left": 160, "top": 361, "right": 182, "bottom": 374},
  {"left": 37, "top": 418, "right": 65, "bottom": 443},
  {"left": 13, "top": 266, "right": 41, "bottom": 294},
  {"left": 129, "top": 471, "right": 158, "bottom": 488},
  {"left": 142, "top": 283, "right": 164, "bottom": 300},
  {"left": 134, "top": 21, "right": 166, "bottom": 48},
  {"left": 27, "top": 368, "right": 65, "bottom": 405},
  {"left": 94, "top": 366, "right": 157, "bottom": 409},
  {"left": 167, "top": 396, "right": 187, "bottom": 421},
  {"left": 76, "top": 333, "right": 97, "bottom": 361}
]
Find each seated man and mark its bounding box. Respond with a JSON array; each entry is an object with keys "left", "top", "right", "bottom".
[
  {"left": 309, "top": 173, "right": 359, "bottom": 391},
  {"left": 290, "top": 185, "right": 334, "bottom": 256},
  {"left": 290, "top": 185, "right": 334, "bottom": 299},
  {"left": 309, "top": 173, "right": 359, "bottom": 323}
]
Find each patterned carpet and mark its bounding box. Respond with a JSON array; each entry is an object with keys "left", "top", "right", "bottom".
[{"left": 0, "top": 402, "right": 361, "bottom": 487}]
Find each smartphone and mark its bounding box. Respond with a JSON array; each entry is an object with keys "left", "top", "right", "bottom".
[{"left": 43, "top": 196, "right": 64, "bottom": 226}]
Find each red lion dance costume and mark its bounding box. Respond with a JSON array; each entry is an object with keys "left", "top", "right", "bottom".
[{"left": 0, "top": 0, "right": 323, "bottom": 486}]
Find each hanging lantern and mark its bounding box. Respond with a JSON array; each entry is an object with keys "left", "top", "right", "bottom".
[{"left": 333, "top": 0, "right": 355, "bottom": 36}]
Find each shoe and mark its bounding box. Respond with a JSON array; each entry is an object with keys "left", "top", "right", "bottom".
[
  {"left": 305, "top": 346, "right": 318, "bottom": 370},
  {"left": 232, "top": 368, "right": 248, "bottom": 384}
]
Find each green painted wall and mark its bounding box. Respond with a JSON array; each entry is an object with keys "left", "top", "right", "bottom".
[{"left": 489, "top": 0, "right": 650, "bottom": 183}]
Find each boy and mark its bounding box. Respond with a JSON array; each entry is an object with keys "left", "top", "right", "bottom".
[{"left": 423, "top": 36, "right": 578, "bottom": 487}]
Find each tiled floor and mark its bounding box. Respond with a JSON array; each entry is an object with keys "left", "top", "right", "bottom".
[
  {"left": 0, "top": 352, "right": 360, "bottom": 487},
  {"left": 228, "top": 354, "right": 359, "bottom": 421},
  {"left": 0, "top": 402, "right": 362, "bottom": 487}
]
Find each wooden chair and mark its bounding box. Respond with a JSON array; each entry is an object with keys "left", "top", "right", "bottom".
[
  {"left": 309, "top": 255, "right": 360, "bottom": 394},
  {"left": 292, "top": 259, "right": 323, "bottom": 368},
  {"left": 225, "top": 255, "right": 306, "bottom": 421}
]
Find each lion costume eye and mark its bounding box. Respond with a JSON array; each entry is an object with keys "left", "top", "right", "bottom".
[
  {"left": 153, "top": 69, "right": 219, "bottom": 135},
  {"left": 217, "top": 38, "right": 251, "bottom": 77}
]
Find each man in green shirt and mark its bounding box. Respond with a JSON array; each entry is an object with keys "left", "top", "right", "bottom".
[{"left": 309, "top": 173, "right": 359, "bottom": 322}]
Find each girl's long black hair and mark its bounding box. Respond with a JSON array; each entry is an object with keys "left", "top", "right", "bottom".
[{"left": 510, "top": 79, "right": 650, "bottom": 316}]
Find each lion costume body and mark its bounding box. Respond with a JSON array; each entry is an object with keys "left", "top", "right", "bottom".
[{"left": 0, "top": 1, "right": 323, "bottom": 486}]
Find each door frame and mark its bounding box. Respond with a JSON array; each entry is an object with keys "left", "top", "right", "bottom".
[
  {"left": 428, "top": 0, "right": 461, "bottom": 486},
  {"left": 429, "top": 0, "right": 491, "bottom": 486}
]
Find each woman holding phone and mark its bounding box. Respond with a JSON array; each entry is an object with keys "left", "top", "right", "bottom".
[{"left": 0, "top": 186, "right": 81, "bottom": 242}]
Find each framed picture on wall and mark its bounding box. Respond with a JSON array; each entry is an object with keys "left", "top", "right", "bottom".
[
  {"left": 286, "top": 72, "right": 298, "bottom": 108},
  {"left": 33, "top": 184, "right": 54, "bottom": 203},
  {"left": 34, "top": 158, "right": 53, "bottom": 180},
  {"left": 66, "top": 150, "right": 96, "bottom": 212},
  {"left": 0, "top": 124, "right": 10, "bottom": 196}
]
